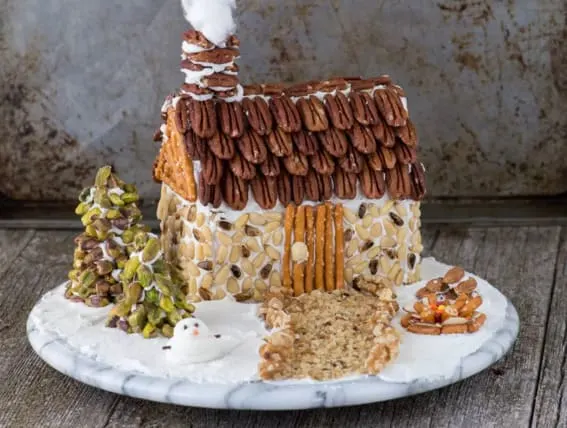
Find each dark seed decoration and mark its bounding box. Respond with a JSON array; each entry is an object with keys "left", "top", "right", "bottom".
[
  {"left": 244, "top": 225, "right": 260, "bottom": 237},
  {"left": 369, "top": 259, "right": 378, "bottom": 275},
  {"left": 214, "top": 334, "right": 222, "bottom": 338},
  {"left": 352, "top": 276, "right": 362, "bottom": 290},
  {"left": 260, "top": 263, "right": 273, "bottom": 279},
  {"left": 389, "top": 212, "right": 404, "bottom": 226},
  {"left": 241, "top": 245, "right": 251, "bottom": 258},
  {"left": 193, "top": 229, "right": 202, "bottom": 241},
  {"left": 344, "top": 229, "right": 353, "bottom": 242},
  {"left": 408, "top": 253, "right": 416, "bottom": 269},
  {"left": 107, "top": 315, "right": 119, "bottom": 328},
  {"left": 197, "top": 260, "right": 213, "bottom": 271},
  {"left": 360, "top": 240, "right": 373, "bottom": 252},
  {"left": 230, "top": 264, "right": 242, "bottom": 278},
  {"left": 162, "top": 345, "right": 172, "bottom": 350},
  {"left": 386, "top": 249, "right": 397, "bottom": 259},
  {"left": 218, "top": 220, "right": 233, "bottom": 231},
  {"left": 358, "top": 203, "right": 367, "bottom": 219}
]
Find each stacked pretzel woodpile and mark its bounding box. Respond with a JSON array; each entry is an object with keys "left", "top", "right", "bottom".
[{"left": 153, "top": 72, "right": 426, "bottom": 209}]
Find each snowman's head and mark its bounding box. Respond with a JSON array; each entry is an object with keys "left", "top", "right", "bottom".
[{"left": 174, "top": 317, "right": 210, "bottom": 338}]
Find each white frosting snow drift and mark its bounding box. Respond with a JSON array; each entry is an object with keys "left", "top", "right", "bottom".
[
  {"left": 181, "top": 0, "right": 236, "bottom": 46},
  {"left": 164, "top": 317, "right": 242, "bottom": 364}
]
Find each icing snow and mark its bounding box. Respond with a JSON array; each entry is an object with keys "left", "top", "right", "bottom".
[{"left": 181, "top": 0, "right": 236, "bottom": 46}]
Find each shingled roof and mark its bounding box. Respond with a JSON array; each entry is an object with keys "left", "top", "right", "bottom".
[{"left": 152, "top": 31, "right": 426, "bottom": 210}]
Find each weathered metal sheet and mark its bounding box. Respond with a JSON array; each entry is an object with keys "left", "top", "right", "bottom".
[{"left": 1, "top": 0, "right": 565, "bottom": 200}]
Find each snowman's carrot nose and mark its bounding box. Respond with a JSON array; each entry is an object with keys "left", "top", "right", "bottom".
[{"left": 192, "top": 329, "right": 199, "bottom": 336}]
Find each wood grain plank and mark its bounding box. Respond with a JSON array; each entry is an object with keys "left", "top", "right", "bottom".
[
  {"left": 0, "top": 229, "right": 35, "bottom": 280},
  {"left": 0, "top": 230, "right": 119, "bottom": 428},
  {"left": 531, "top": 227, "right": 567, "bottom": 428}
]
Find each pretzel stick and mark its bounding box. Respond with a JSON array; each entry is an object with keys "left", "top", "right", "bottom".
[
  {"left": 282, "top": 204, "right": 295, "bottom": 289},
  {"left": 315, "top": 205, "right": 326, "bottom": 290},
  {"left": 325, "top": 203, "right": 334, "bottom": 291},
  {"left": 334, "top": 203, "right": 345, "bottom": 289},
  {"left": 293, "top": 206, "right": 306, "bottom": 296},
  {"left": 305, "top": 207, "right": 315, "bottom": 293}
]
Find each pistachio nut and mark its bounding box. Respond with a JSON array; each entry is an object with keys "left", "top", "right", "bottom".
[
  {"left": 121, "top": 192, "right": 139, "bottom": 204},
  {"left": 109, "top": 193, "right": 125, "bottom": 207},
  {"left": 161, "top": 324, "right": 174, "bottom": 338},
  {"left": 110, "top": 300, "right": 131, "bottom": 317},
  {"left": 81, "top": 207, "right": 101, "bottom": 226},
  {"left": 121, "top": 257, "right": 141, "bottom": 282},
  {"left": 126, "top": 282, "right": 143, "bottom": 304},
  {"left": 142, "top": 238, "right": 160, "bottom": 263},
  {"left": 166, "top": 309, "right": 182, "bottom": 325},
  {"left": 154, "top": 273, "right": 172, "bottom": 296},
  {"left": 136, "top": 265, "right": 154, "bottom": 288},
  {"left": 106, "top": 209, "right": 122, "bottom": 220},
  {"left": 79, "top": 270, "right": 96, "bottom": 288},
  {"left": 75, "top": 202, "right": 90, "bottom": 216},
  {"left": 142, "top": 322, "right": 157, "bottom": 339},
  {"left": 145, "top": 288, "right": 160, "bottom": 305},
  {"left": 95, "top": 166, "right": 112, "bottom": 187},
  {"left": 148, "top": 307, "right": 166, "bottom": 325},
  {"left": 95, "top": 260, "right": 113, "bottom": 276},
  {"left": 127, "top": 306, "right": 147, "bottom": 329}
]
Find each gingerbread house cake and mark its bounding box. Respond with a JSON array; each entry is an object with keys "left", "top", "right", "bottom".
[{"left": 152, "top": 8, "right": 426, "bottom": 303}]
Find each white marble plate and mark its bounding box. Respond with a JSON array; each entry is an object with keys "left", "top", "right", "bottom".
[{"left": 27, "top": 259, "right": 519, "bottom": 410}]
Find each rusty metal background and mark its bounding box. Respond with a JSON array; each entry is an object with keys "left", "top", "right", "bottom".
[{"left": 1, "top": 0, "right": 566, "bottom": 201}]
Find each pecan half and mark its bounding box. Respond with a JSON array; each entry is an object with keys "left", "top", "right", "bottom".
[
  {"left": 359, "top": 160, "right": 386, "bottom": 199},
  {"left": 324, "top": 92, "right": 354, "bottom": 130},
  {"left": 238, "top": 129, "right": 267, "bottom": 164},
  {"left": 188, "top": 99, "right": 217, "bottom": 138},
  {"left": 183, "top": 30, "right": 214, "bottom": 49},
  {"left": 226, "top": 35, "right": 240, "bottom": 48},
  {"left": 266, "top": 127, "right": 293, "bottom": 157},
  {"left": 317, "top": 173, "right": 333, "bottom": 201},
  {"left": 378, "top": 146, "right": 397, "bottom": 169},
  {"left": 394, "top": 142, "right": 417, "bottom": 164},
  {"left": 174, "top": 99, "right": 188, "bottom": 134},
  {"left": 371, "top": 114, "right": 395, "bottom": 147},
  {"left": 310, "top": 148, "right": 335, "bottom": 175},
  {"left": 217, "top": 101, "right": 245, "bottom": 138},
  {"left": 338, "top": 144, "right": 364, "bottom": 173},
  {"left": 292, "top": 131, "right": 319, "bottom": 155},
  {"left": 251, "top": 175, "right": 277, "bottom": 209},
  {"left": 283, "top": 148, "right": 309, "bottom": 176},
  {"left": 317, "top": 128, "right": 348, "bottom": 157},
  {"left": 181, "top": 84, "right": 213, "bottom": 99},
  {"left": 374, "top": 88, "right": 407, "bottom": 127},
  {"left": 334, "top": 168, "right": 357, "bottom": 199},
  {"left": 297, "top": 96, "right": 329, "bottom": 132},
  {"left": 262, "top": 84, "right": 285, "bottom": 96},
  {"left": 349, "top": 91, "right": 380, "bottom": 125},
  {"left": 184, "top": 129, "right": 207, "bottom": 161},
  {"left": 152, "top": 128, "right": 162, "bottom": 142},
  {"left": 386, "top": 165, "right": 403, "bottom": 199},
  {"left": 229, "top": 151, "right": 256, "bottom": 180},
  {"left": 284, "top": 82, "right": 317, "bottom": 97},
  {"left": 277, "top": 169, "right": 293, "bottom": 206},
  {"left": 367, "top": 153, "right": 383, "bottom": 171},
  {"left": 349, "top": 79, "right": 376, "bottom": 91},
  {"left": 260, "top": 152, "right": 281, "bottom": 177},
  {"left": 242, "top": 97, "right": 272, "bottom": 135},
  {"left": 395, "top": 118, "right": 418, "bottom": 147},
  {"left": 347, "top": 122, "right": 376, "bottom": 154},
  {"left": 187, "top": 48, "right": 239, "bottom": 65},
  {"left": 270, "top": 96, "right": 301, "bottom": 133},
  {"left": 201, "top": 73, "right": 239, "bottom": 90},
  {"left": 222, "top": 170, "right": 248, "bottom": 210},
  {"left": 201, "top": 148, "right": 224, "bottom": 185},
  {"left": 198, "top": 173, "right": 222, "bottom": 208},
  {"left": 208, "top": 132, "right": 235, "bottom": 159},
  {"left": 304, "top": 169, "right": 320, "bottom": 201},
  {"left": 291, "top": 175, "right": 305, "bottom": 205}
]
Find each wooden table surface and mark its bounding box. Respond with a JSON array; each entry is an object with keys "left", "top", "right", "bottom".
[{"left": 0, "top": 225, "right": 565, "bottom": 428}]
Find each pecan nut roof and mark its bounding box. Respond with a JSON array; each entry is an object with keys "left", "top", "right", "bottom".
[{"left": 154, "top": 77, "right": 426, "bottom": 209}]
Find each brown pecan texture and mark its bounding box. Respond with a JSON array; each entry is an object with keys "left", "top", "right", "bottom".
[
  {"left": 377, "top": 146, "right": 397, "bottom": 170},
  {"left": 208, "top": 132, "right": 235, "bottom": 160},
  {"left": 187, "top": 48, "right": 239, "bottom": 65},
  {"left": 222, "top": 170, "right": 248, "bottom": 210},
  {"left": 291, "top": 175, "right": 305, "bottom": 205},
  {"left": 359, "top": 160, "right": 386, "bottom": 199},
  {"left": 260, "top": 153, "right": 281, "bottom": 177},
  {"left": 334, "top": 169, "right": 357, "bottom": 199},
  {"left": 394, "top": 143, "right": 417, "bottom": 165},
  {"left": 266, "top": 127, "right": 293, "bottom": 157},
  {"left": 174, "top": 99, "right": 188, "bottom": 134},
  {"left": 229, "top": 151, "right": 256, "bottom": 180},
  {"left": 217, "top": 101, "right": 245, "bottom": 138},
  {"left": 251, "top": 176, "right": 278, "bottom": 209},
  {"left": 396, "top": 118, "right": 418, "bottom": 147},
  {"left": 304, "top": 169, "right": 320, "bottom": 201},
  {"left": 348, "top": 122, "right": 376, "bottom": 154},
  {"left": 296, "top": 96, "right": 329, "bottom": 132},
  {"left": 242, "top": 97, "right": 272, "bottom": 135},
  {"left": 371, "top": 114, "right": 395, "bottom": 147},
  {"left": 317, "top": 174, "right": 333, "bottom": 200},
  {"left": 317, "top": 128, "right": 348, "bottom": 157},
  {"left": 349, "top": 91, "right": 380, "bottom": 126},
  {"left": 277, "top": 169, "right": 293, "bottom": 206},
  {"left": 184, "top": 129, "right": 206, "bottom": 161},
  {"left": 310, "top": 149, "right": 335, "bottom": 175},
  {"left": 283, "top": 149, "right": 309, "bottom": 176},
  {"left": 270, "top": 96, "right": 301, "bottom": 133},
  {"left": 338, "top": 144, "right": 364, "bottom": 173},
  {"left": 201, "top": 148, "right": 224, "bottom": 185},
  {"left": 324, "top": 92, "right": 354, "bottom": 130},
  {"left": 238, "top": 130, "right": 267, "bottom": 164},
  {"left": 188, "top": 99, "right": 217, "bottom": 138},
  {"left": 201, "top": 73, "right": 239, "bottom": 90},
  {"left": 374, "top": 88, "right": 407, "bottom": 127},
  {"left": 198, "top": 173, "right": 222, "bottom": 208},
  {"left": 292, "top": 131, "right": 319, "bottom": 156},
  {"left": 183, "top": 30, "right": 214, "bottom": 49}
]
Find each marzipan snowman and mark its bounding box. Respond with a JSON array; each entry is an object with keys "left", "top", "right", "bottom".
[{"left": 163, "top": 317, "right": 240, "bottom": 364}]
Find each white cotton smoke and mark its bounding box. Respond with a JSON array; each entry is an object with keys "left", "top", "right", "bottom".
[{"left": 181, "top": 0, "right": 237, "bottom": 46}]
